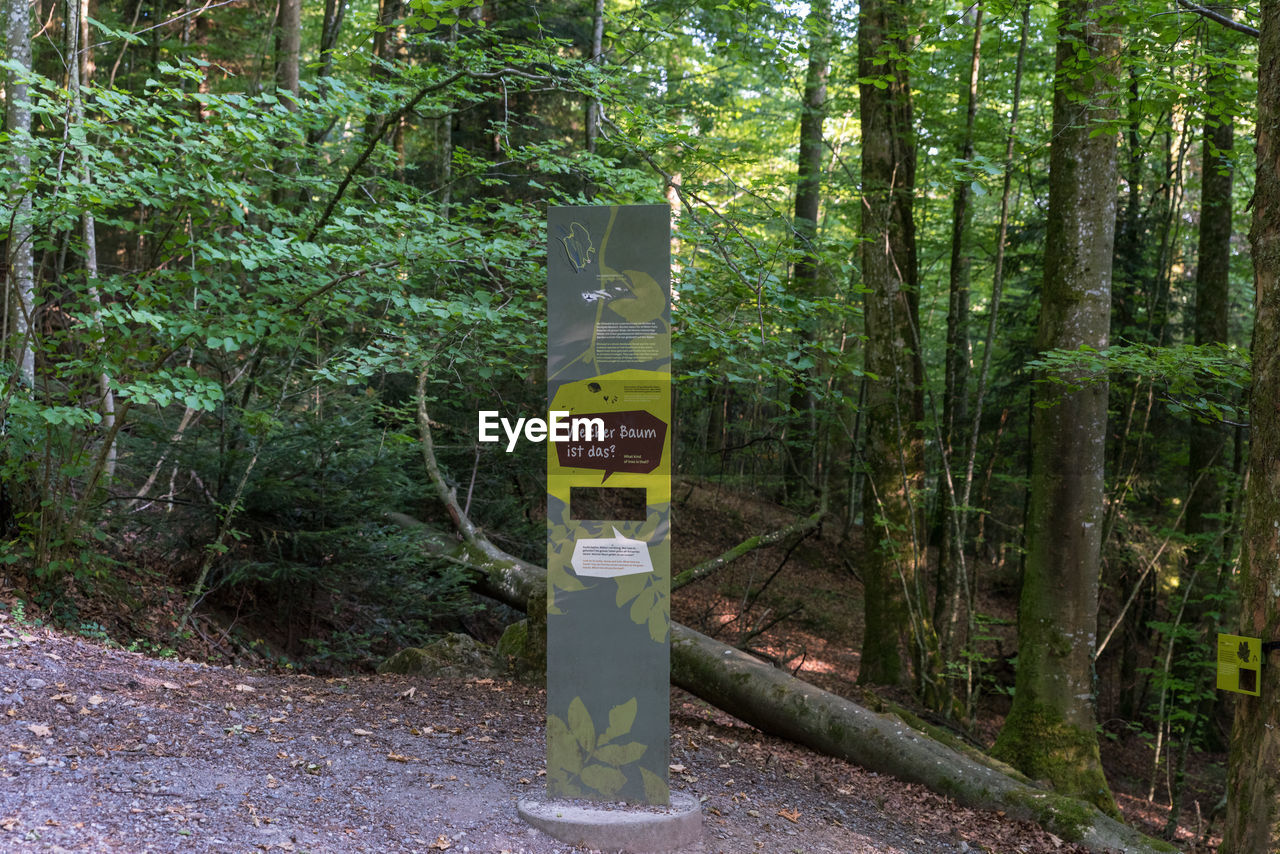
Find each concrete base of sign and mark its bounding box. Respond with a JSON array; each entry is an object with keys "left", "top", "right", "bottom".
[{"left": 517, "top": 793, "right": 702, "bottom": 853}]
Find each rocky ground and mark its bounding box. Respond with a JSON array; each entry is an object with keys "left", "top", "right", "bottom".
[{"left": 0, "top": 616, "right": 1101, "bottom": 854}]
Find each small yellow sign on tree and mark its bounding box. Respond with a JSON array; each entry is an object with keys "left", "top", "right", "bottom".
[{"left": 1217, "top": 633, "right": 1262, "bottom": 696}]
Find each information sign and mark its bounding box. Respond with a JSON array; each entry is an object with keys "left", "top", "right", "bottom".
[
  {"left": 1217, "top": 633, "right": 1262, "bottom": 696},
  {"left": 545, "top": 205, "right": 672, "bottom": 805}
]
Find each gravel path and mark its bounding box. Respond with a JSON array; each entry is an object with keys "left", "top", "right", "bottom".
[{"left": 0, "top": 621, "right": 1091, "bottom": 853}]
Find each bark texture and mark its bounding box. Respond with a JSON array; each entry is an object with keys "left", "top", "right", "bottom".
[
  {"left": 585, "top": 0, "right": 605, "bottom": 154},
  {"left": 991, "top": 0, "right": 1120, "bottom": 816},
  {"left": 1223, "top": 0, "right": 1280, "bottom": 848},
  {"left": 857, "top": 0, "right": 928, "bottom": 692}
]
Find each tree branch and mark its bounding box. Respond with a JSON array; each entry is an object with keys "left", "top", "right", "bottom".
[
  {"left": 1176, "top": 0, "right": 1258, "bottom": 37},
  {"left": 307, "top": 66, "right": 555, "bottom": 242},
  {"left": 672, "top": 504, "right": 825, "bottom": 591}
]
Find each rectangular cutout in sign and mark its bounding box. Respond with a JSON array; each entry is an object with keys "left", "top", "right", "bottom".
[{"left": 570, "top": 486, "right": 647, "bottom": 521}]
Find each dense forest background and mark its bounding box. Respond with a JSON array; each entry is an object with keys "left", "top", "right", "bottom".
[{"left": 2, "top": 0, "right": 1278, "bottom": 846}]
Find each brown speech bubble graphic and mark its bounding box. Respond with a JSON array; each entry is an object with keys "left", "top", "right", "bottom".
[{"left": 555, "top": 410, "right": 667, "bottom": 481}]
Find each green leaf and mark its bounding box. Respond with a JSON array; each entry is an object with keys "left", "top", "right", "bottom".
[
  {"left": 580, "top": 763, "right": 626, "bottom": 797},
  {"left": 648, "top": 607, "right": 669, "bottom": 644},
  {"left": 640, "top": 767, "right": 670, "bottom": 804},
  {"left": 630, "top": 587, "right": 657, "bottom": 625},
  {"left": 593, "top": 741, "right": 647, "bottom": 767},
  {"left": 599, "top": 698, "right": 637, "bottom": 746},
  {"left": 568, "top": 697, "right": 595, "bottom": 754},
  {"left": 546, "top": 714, "right": 583, "bottom": 776},
  {"left": 547, "top": 767, "right": 582, "bottom": 797},
  {"left": 615, "top": 573, "right": 648, "bottom": 608}
]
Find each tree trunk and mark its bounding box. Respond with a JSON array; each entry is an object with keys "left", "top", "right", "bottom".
[
  {"left": 991, "top": 0, "right": 1120, "bottom": 816},
  {"left": 585, "top": 0, "right": 605, "bottom": 155},
  {"left": 319, "top": 0, "right": 344, "bottom": 82},
  {"left": 305, "top": 0, "right": 346, "bottom": 146},
  {"left": 66, "top": 0, "right": 117, "bottom": 481},
  {"left": 956, "top": 0, "right": 1029, "bottom": 721},
  {"left": 936, "top": 1, "right": 983, "bottom": 668},
  {"left": 1166, "top": 20, "right": 1234, "bottom": 834},
  {"left": 367, "top": 0, "right": 404, "bottom": 152},
  {"left": 385, "top": 510, "right": 1171, "bottom": 854},
  {"left": 4, "top": 0, "right": 35, "bottom": 389},
  {"left": 1223, "top": 0, "right": 1280, "bottom": 848},
  {"left": 857, "top": 0, "right": 930, "bottom": 695},
  {"left": 274, "top": 0, "right": 301, "bottom": 105},
  {"left": 784, "top": 0, "right": 831, "bottom": 500}
]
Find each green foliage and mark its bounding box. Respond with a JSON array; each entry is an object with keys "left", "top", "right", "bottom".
[{"left": 1027, "top": 343, "right": 1250, "bottom": 423}]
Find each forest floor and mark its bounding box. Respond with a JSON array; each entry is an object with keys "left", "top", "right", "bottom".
[{"left": 0, "top": 481, "right": 1228, "bottom": 852}]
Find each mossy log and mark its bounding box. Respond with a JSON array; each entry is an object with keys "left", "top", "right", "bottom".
[
  {"left": 671, "top": 504, "right": 825, "bottom": 591},
  {"left": 385, "top": 511, "right": 1173, "bottom": 853}
]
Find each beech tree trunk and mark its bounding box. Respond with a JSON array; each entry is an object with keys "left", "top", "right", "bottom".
[
  {"left": 857, "top": 0, "right": 930, "bottom": 695},
  {"left": 274, "top": 0, "right": 301, "bottom": 105},
  {"left": 991, "top": 0, "right": 1121, "bottom": 816},
  {"left": 585, "top": 0, "right": 605, "bottom": 155},
  {"left": 1223, "top": 0, "right": 1280, "bottom": 848},
  {"left": 4, "top": 0, "right": 35, "bottom": 389}
]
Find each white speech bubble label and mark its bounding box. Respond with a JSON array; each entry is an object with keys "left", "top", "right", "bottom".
[{"left": 570, "top": 527, "right": 654, "bottom": 578}]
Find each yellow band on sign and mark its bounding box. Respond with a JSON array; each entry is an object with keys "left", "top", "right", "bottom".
[{"left": 1217, "top": 633, "right": 1262, "bottom": 696}]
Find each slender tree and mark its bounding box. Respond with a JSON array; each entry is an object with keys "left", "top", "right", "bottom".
[
  {"left": 275, "top": 0, "right": 301, "bottom": 106},
  {"left": 1222, "top": 0, "right": 1280, "bottom": 846},
  {"left": 585, "top": 0, "right": 606, "bottom": 155},
  {"left": 935, "top": 1, "right": 984, "bottom": 668},
  {"left": 66, "top": 0, "right": 117, "bottom": 479},
  {"left": 786, "top": 0, "right": 831, "bottom": 499},
  {"left": 3, "top": 0, "right": 34, "bottom": 389},
  {"left": 857, "top": 0, "right": 929, "bottom": 692},
  {"left": 991, "top": 0, "right": 1121, "bottom": 814},
  {"left": 1165, "top": 15, "right": 1235, "bottom": 834}
]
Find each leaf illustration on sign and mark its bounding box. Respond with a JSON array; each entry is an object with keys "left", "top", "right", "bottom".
[
  {"left": 608, "top": 270, "right": 667, "bottom": 324},
  {"left": 641, "top": 766, "right": 670, "bottom": 803},
  {"left": 546, "top": 505, "right": 589, "bottom": 613},
  {"left": 547, "top": 697, "right": 648, "bottom": 799},
  {"left": 558, "top": 222, "right": 595, "bottom": 271},
  {"left": 1238, "top": 641, "right": 1251, "bottom": 663},
  {"left": 615, "top": 573, "right": 670, "bottom": 643}
]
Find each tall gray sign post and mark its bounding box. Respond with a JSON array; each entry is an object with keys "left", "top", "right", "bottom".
[{"left": 545, "top": 204, "right": 673, "bottom": 805}]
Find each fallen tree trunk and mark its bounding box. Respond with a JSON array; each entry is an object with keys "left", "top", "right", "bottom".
[
  {"left": 671, "top": 503, "right": 825, "bottom": 591},
  {"left": 387, "top": 511, "right": 1173, "bottom": 854}
]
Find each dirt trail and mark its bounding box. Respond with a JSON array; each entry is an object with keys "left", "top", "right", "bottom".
[{"left": 0, "top": 619, "right": 1091, "bottom": 853}]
